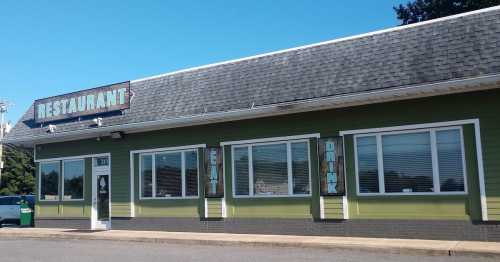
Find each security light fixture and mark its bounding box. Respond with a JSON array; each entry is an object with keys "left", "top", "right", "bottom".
[
  {"left": 48, "top": 124, "right": 57, "bottom": 133},
  {"left": 93, "top": 117, "right": 103, "bottom": 127}
]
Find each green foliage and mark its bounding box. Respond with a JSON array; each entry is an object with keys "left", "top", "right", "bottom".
[
  {"left": 0, "top": 145, "right": 35, "bottom": 196},
  {"left": 394, "top": 0, "right": 500, "bottom": 25}
]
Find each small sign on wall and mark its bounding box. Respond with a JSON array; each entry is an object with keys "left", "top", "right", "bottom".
[{"left": 34, "top": 81, "right": 131, "bottom": 123}]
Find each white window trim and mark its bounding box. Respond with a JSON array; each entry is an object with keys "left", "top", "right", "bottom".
[
  {"left": 354, "top": 126, "right": 468, "bottom": 196},
  {"left": 61, "top": 159, "right": 85, "bottom": 201},
  {"left": 231, "top": 139, "right": 312, "bottom": 198},
  {"left": 138, "top": 148, "right": 200, "bottom": 200},
  {"left": 38, "top": 161, "right": 61, "bottom": 202}
]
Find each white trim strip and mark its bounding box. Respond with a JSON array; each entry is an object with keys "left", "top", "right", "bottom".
[
  {"left": 130, "top": 144, "right": 206, "bottom": 154},
  {"left": 319, "top": 196, "right": 325, "bottom": 219},
  {"left": 474, "top": 119, "right": 488, "bottom": 221},
  {"left": 130, "top": 6, "right": 500, "bottom": 84},
  {"left": 129, "top": 151, "right": 135, "bottom": 217},
  {"left": 36, "top": 153, "right": 110, "bottom": 163},
  {"left": 342, "top": 195, "right": 349, "bottom": 219},
  {"left": 221, "top": 197, "right": 227, "bottom": 218},
  {"left": 340, "top": 119, "right": 479, "bottom": 136},
  {"left": 221, "top": 133, "right": 320, "bottom": 146},
  {"left": 204, "top": 198, "right": 208, "bottom": 218}
]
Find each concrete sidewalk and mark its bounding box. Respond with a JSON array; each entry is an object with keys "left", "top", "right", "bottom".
[{"left": 1, "top": 228, "right": 499, "bottom": 258}]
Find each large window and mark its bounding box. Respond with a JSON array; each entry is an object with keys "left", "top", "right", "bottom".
[
  {"left": 140, "top": 149, "right": 199, "bottom": 199},
  {"left": 355, "top": 127, "right": 467, "bottom": 195},
  {"left": 40, "top": 162, "right": 60, "bottom": 201},
  {"left": 232, "top": 140, "right": 311, "bottom": 197},
  {"left": 62, "top": 159, "right": 85, "bottom": 200}
]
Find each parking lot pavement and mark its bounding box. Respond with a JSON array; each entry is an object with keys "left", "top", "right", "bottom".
[{"left": 0, "top": 238, "right": 497, "bottom": 262}]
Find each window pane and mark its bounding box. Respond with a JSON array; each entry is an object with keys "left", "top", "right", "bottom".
[
  {"left": 185, "top": 151, "right": 198, "bottom": 196},
  {"left": 140, "top": 155, "right": 153, "bottom": 198},
  {"left": 292, "top": 142, "right": 310, "bottom": 195},
  {"left": 383, "top": 132, "right": 434, "bottom": 193},
  {"left": 63, "top": 160, "right": 84, "bottom": 200},
  {"left": 253, "top": 143, "right": 288, "bottom": 196},
  {"left": 357, "top": 136, "right": 379, "bottom": 193},
  {"left": 437, "top": 130, "right": 465, "bottom": 192},
  {"left": 234, "top": 147, "right": 249, "bottom": 196},
  {"left": 155, "top": 152, "right": 182, "bottom": 197},
  {"left": 40, "top": 162, "right": 60, "bottom": 200}
]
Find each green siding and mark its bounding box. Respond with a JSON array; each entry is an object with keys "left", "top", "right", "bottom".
[
  {"left": 206, "top": 198, "right": 223, "bottom": 218},
  {"left": 35, "top": 88, "right": 500, "bottom": 220},
  {"left": 323, "top": 196, "right": 343, "bottom": 219}
]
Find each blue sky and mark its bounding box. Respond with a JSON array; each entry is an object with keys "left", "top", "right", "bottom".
[{"left": 1, "top": 0, "right": 406, "bottom": 123}]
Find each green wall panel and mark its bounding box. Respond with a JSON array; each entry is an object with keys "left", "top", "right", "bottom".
[
  {"left": 323, "top": 196, "right": 343, "bottom": 219},
  {"left": 135, "top": 199, "right": 199, "bottom": 217},
  {"left": 35, "top": 88, "right": 500, "bottom": 220},
  {"left": 206, "top": 198, "right": 223, "bottom": 218}
]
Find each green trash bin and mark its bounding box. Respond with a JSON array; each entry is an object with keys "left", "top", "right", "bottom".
[{"left": 19, "top": 201, "right": 33, "bottom": 227}]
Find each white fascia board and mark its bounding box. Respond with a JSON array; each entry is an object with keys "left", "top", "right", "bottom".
[
  {"left": 220, "top": 133, "right": 320, "bottom": 146},
  {"left": 5, "top": 73, "right": 500, "bottom": 147},
  {"left": 339, "top": 119, "right": 480, "bottom": 136}
]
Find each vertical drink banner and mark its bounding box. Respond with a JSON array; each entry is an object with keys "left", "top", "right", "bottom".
[{"left": 318, "top": 137, "right": 345, "bottom": 196}]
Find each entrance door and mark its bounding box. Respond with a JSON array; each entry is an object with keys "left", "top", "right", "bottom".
[{"left": 92, "top": 156, "right": 111, "bottom": 230}]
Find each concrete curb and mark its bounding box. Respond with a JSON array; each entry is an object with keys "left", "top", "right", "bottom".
[{"left": 1, "top": 228, "right": 499, "bottom": 258}]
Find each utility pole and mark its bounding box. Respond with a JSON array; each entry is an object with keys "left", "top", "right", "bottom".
[{"left": 0, "top": 99, "right": 11, "bottom": 188}]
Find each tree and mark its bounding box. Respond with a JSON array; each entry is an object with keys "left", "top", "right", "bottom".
[
  {"left": 394, "top": 0, "right": 500, "bottom": 25},
  {"left": 0, "top": 144, "right": 35, "bottom": 196}
]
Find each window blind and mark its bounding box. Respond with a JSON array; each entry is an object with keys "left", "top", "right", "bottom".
[
  {"left": 436, "top": 129, "right": 465, "bottom": 192},
  {"left": 140, "top": 155, "right": 153, "bottom": 198},
  {"left": 252, "top": 143, "right": 288, "bottom": 196},
  {"left": 234, "top": 147, "right": 249, "bottom": 196},
  {"left": 382, "top": 132, "right": 434, "bottom": 193},
  {"left": 292, "top": 142, "right": 310, "bottom": 195},
  {"left": 185, "top": 151, "right": 199, "bottom": 196},
  {"left": 155, "top": 152, "right": 182, "bottom": 197},
  {"left": 356, "top": 136, "right": 379, "bottom": 193}
]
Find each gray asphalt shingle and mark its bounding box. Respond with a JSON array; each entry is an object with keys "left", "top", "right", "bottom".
[{"left": 6, "top": 8, "right": 500, "bottom": 141}]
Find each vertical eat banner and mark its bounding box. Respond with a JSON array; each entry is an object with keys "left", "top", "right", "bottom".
[{"left": 204, "top": 147, "right": 224, "bottom": 197}]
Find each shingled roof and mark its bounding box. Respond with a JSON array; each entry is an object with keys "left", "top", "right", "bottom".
[{"left": 5, "top": 6, "right": 500, "bottom": 145}]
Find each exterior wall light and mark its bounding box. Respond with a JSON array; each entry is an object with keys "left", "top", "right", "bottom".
[
  {"left": 47, "top": 124, "right": 57, "bottom": 133},
  {"left": 93, "top": 117, "right": 103, "bottom": 127}
]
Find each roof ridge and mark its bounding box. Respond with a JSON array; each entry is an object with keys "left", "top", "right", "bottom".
[{"left": 130, "top": 5, "right": 500, "bottom": 84}]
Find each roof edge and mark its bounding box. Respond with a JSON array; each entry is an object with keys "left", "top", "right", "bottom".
[
  {"left": 131, "top": 5, "right": 500, "bottom": 84},
  {"left": 5, "top": 73, "right": 500, "bottom": 146}
]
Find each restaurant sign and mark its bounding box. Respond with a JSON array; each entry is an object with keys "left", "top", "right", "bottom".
[{"left": 34, "top": 81, "right": 130, "bottom": 123}]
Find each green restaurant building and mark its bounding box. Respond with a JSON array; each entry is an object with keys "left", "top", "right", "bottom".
[{"left": 5, "top": 7, "right": 500, "bottom": 241}]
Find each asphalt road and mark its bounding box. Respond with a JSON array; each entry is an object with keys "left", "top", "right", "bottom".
[{"left": 0, "top": 238, "right": 496, "bottom": 262}]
